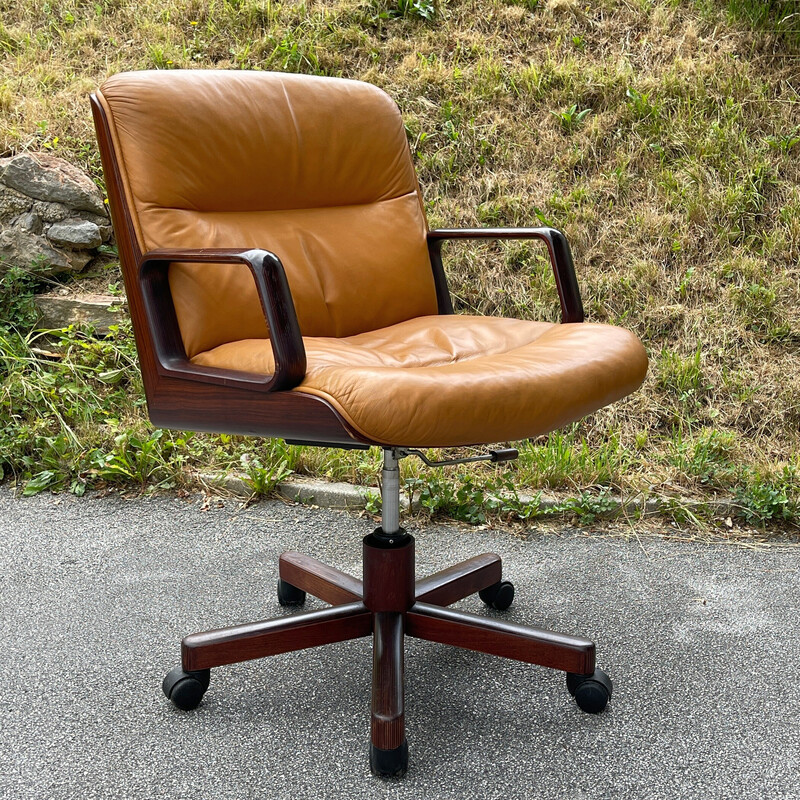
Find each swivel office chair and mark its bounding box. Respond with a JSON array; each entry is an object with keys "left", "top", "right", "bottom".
[{"left": 91, "top": 70, "right": 648, "bottom": 777}]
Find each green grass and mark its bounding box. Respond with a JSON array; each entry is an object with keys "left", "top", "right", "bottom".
[{"left": 1, "top": 0, "right": 800, "bottom": 530}]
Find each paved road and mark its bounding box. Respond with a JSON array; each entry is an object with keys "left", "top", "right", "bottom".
[{"left": 0, "top": 487, "right": 798, "bottom": 800}]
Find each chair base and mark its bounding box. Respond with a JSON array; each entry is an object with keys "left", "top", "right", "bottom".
[{"left": 170, "top": 532, "right": 606, "bottom": 777}]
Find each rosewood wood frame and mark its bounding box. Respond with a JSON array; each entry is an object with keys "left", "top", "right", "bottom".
[
  {"left": 427, "top": 228, "right": 584, "bottom": 323},
  {"left": 181, "top": 533, "right": 596, "bottom": 759},
  {"left": 91, "top": 82, "right": 600, "bottom": 777}
]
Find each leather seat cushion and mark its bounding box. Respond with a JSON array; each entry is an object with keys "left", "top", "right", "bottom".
[{"left": 191, "top": 316, "right": 649, "bottom": 447}]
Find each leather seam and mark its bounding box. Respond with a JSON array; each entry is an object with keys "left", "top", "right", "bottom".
[{"left": 136, "top": 189, "right": 421, "bottom": 216}]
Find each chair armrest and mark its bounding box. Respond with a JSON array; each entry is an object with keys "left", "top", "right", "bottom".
[
  {"left": 138, "top": 247, "right": 306, "bottom": 392},
  {"left": 427, "top": 227, "right": 584, "bottom": 323}
]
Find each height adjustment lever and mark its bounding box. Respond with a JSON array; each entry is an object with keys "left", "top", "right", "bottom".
[
  {"left": 488, "top": 448, "right": 519, "bottom": 463},
  {"left": 398, "top": 448, "right": 519, "bottom": 468}
]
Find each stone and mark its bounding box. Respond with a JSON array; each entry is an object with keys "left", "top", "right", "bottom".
[
  {"left": 30, "top": 204, "right": 112, "bottom": 241},
  {"left": 0, "top": 153, "right": 106, "bottom": 216},
  {"left": 34, "top": 293, "right": 127, "bottom": 335},
  {"left": 16, "top": 211, "right": 42, "bottom": 234},
  {"left": 72, "top": 210, "right": 113, "bottom": 242},
  {"left": 46, "top": 219, "right": 103, "bottom": 249},
  {"left": 0, "top": 153, "right": 112, "bottom": 277},
  {"left": 31, "top": 200, "right": 71, "bottom": 223},
  {"left": 0, "top": 227, "right": 90, "bottom": 274},
  {"left": 0, "top": 185, "right": 31, "bottom": 218}
]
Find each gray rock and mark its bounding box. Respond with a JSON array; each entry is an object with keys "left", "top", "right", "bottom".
[
  {"left": 0, "top": 153, "right": 106, "bottom": 216},
  {"left": 31, "top": 200, "right": 71, "bottom": 223},
  {"left": 15, "top": 211, "right": 42, "bottom": 234},
  {"left": 46, "top": 218, "right": 103, "bottom": 249},
  {"left": 0, "top": 154, "right": 111, "bottom": 277},
  {"left": 0, "top": 227, "right": 90, "bottom": 274},
  {"left": 0, "top": 184, "right": 31, "bottom": 219},
  {"left": 73, "top": 210, "right": 113, "bottom": 242},
  {"left": 73, "top": 209, "right": 111, "bottom": 228},
  {"left": 31, "top": 205, "right": 112, "bottom": 242},
  {"left": 34, "top": 293, "right": 127, "bottom": 334}
]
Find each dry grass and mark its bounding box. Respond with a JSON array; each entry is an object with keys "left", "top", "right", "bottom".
[{"left": 2, "top": 0, "right": 800, "bottom": 522}]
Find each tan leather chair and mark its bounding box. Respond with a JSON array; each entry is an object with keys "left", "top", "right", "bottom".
[{"left": 91, "top": 70, "right": 647, "bottom": 778}]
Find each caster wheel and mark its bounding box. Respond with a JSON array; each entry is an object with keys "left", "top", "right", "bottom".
[
  {"left": 277, "top": 578, "right": 306, "bottom": 606},
  {"left": 566, "top": 668, "right": 612, "bottom": 714},
  {"left": 162, "top": 666, "right": 210, "bottom": 710},
  {"left": 479, "top": 580, "right": 515, "bottom": 611},
  {"left": 370, "top": 740, "right": 409, "bottom": 778}
]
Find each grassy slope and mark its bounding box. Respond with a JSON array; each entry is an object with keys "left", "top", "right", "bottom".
[{"left": 1, "top": 0, "right": 799, "bottom": 524}]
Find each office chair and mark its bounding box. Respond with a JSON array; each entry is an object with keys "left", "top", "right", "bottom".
[{"left": 91, "top": 70, "right": 648, "bottom": 777}]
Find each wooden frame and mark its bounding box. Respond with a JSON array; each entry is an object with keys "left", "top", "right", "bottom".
[
  {"left": 139, "top": 248, "right": 306, "bottom": 393},
  {"left": 427, "top": 228, "right": 584, "bottom": 324},
  {"left": 91, "top": 93, "right": 368, "bottom": 445},
  {"left": 180, "top": 536, "right": 596, "bottom": 766}
]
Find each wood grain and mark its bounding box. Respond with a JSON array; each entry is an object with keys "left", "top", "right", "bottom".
[
  {"left": 181, "top": 601, "right": 371, "bottom": 671},
  {"left": 279, "top": 551, "right": 363, "bottom": 604},
  {"left": 362, "top": 534, "right": 415, "bottom": 613},
  {"left": 371, "top": 611, "right": 405, "bottom": 751},
  {"left": 414, "top": 553, "right": 502, "bottom": 606},
  {"left": 406, "top": 601, "right": 595, "bottom": 674}
]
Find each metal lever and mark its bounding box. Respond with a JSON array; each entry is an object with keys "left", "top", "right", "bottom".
[{"left": 398, "top": 448, "right": 519, "bottom": 468}]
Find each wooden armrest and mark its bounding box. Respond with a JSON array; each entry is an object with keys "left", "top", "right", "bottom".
[
  {"left": 427, "top": 228, "right": 584, "bottom": 324},
  {"left": 138, "top": 248, "right": 306, "bottom": 392}
]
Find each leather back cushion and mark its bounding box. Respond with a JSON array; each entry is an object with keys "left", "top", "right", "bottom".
[{"left": 98, "top": 71, "right": 437, "bottom": 356}]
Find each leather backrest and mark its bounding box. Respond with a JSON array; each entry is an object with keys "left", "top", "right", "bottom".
[{"left": 97, "top": 71, "right": 437, "bottom": 357}]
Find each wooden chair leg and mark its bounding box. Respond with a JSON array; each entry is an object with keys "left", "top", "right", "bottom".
[
  {"left": 279, "top": 551, "right": 363, "bottom": 604},
  {"left": 370, "top": 611, "right": 407, "bottom": 776},
  {"left": 371, "top": 612, "right": 405, "bottom": 749},
  {"left": 414, "top": 553, "right": 502, "bottom": 606},
  {"left": 363, "top": 524, "right": 414, "bottom": 777},
  {"left": 406, "top": 601, "right": 595, "bottom": 674},
  {"left": 182, "top": 601, "right": 372, "bottom": 671}
]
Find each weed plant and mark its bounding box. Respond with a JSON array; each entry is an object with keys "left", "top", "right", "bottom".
[{"left": 1, "top": 0, "right": 799, "bottom": 528}]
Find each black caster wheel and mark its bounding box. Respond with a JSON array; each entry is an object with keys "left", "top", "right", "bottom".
[
  {"left": 162, "top": 665, "right": 210, "bottom": 710},
  {"left": 370, "top": 740, "right": 409, "bottom": 778},
  {"left": 277, "top": 578, "right": 306, "bottom": 607},
  {"left": 479, "top": 580, "right": 515, "bottom": 611},
  {"left": 566, "top": 668, "right": 612, "bottom": 713}
]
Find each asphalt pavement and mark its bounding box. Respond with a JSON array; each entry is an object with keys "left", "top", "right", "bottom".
[{"left": 0, "top": 487, "right": 798, "bottom": 800}]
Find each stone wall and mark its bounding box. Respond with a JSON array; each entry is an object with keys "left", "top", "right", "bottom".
[{"left": 0, "top": 153, "right": 112, "bottom": 276}]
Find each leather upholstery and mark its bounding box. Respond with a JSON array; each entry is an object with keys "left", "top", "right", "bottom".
[
  {"left": 98, "top": 69, "right": 648, "bottom": 448},
  {"left": 97, "top": 71, "right": 437, "bottom": 357},
  {"left": 191, "top": 316, "right": 649, "bottom": 447}
]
